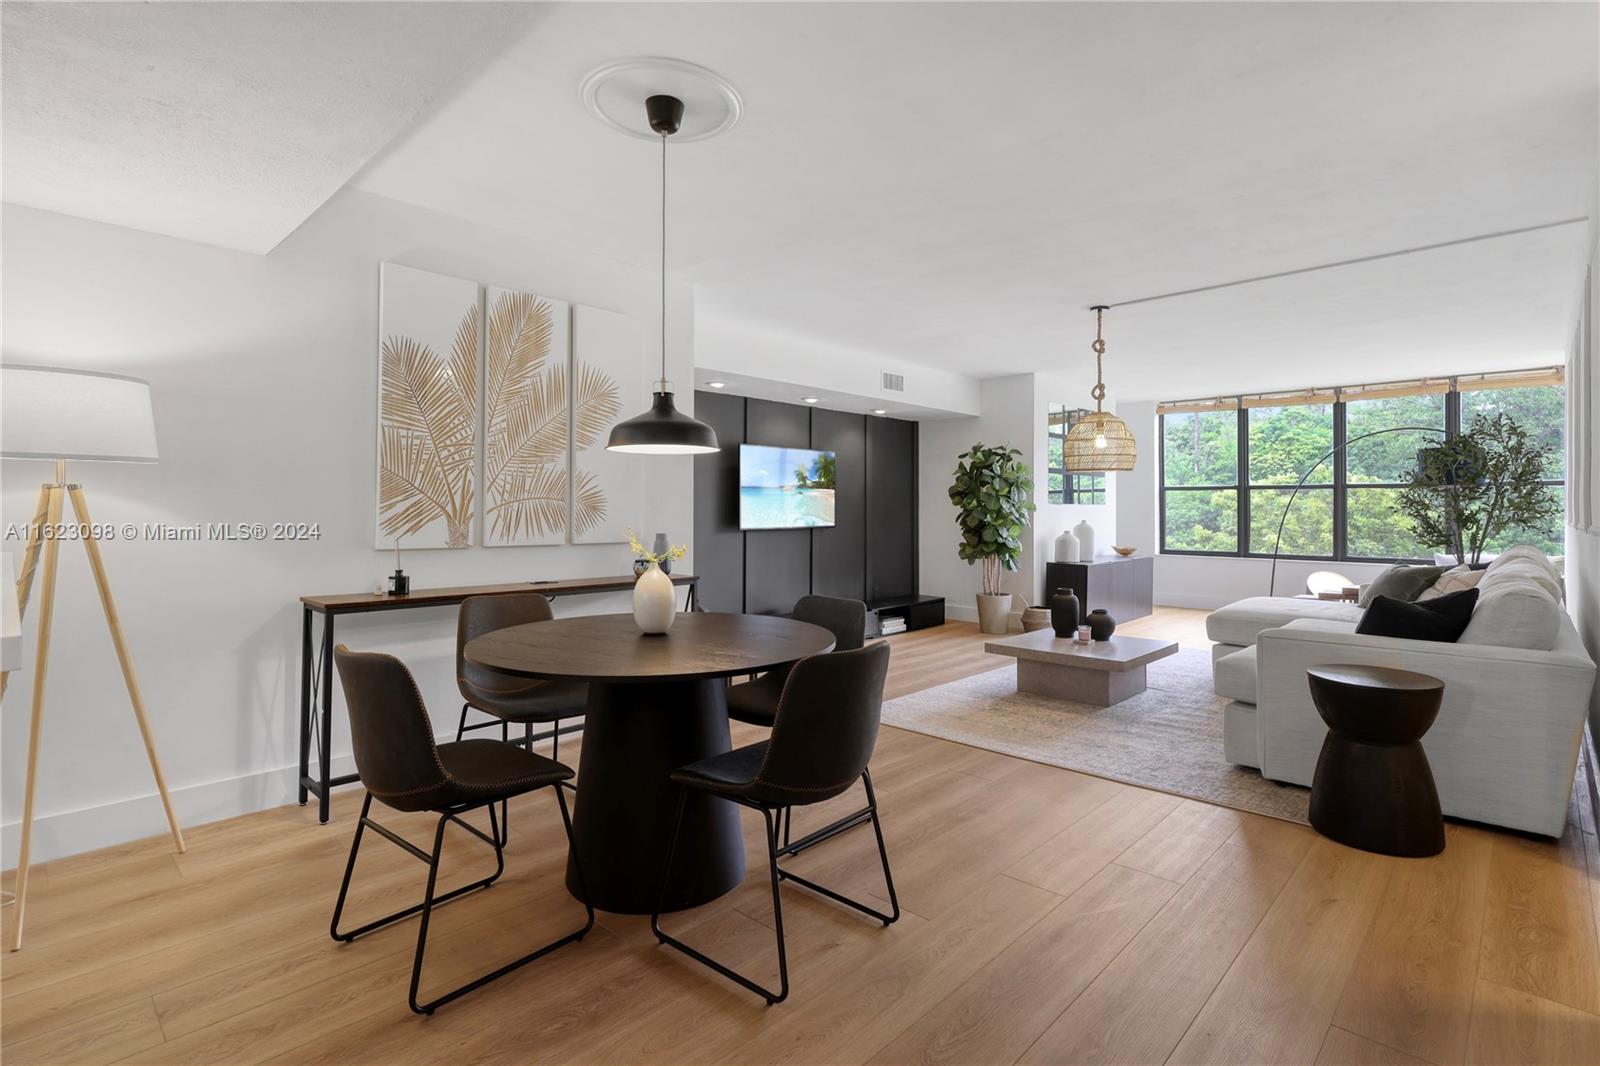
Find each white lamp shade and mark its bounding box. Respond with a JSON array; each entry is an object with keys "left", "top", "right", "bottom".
[{"left": 2, "top": 365, "right": 159, "bottom": 462}]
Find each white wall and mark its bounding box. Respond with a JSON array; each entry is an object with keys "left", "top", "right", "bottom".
[
  {"left": 919, "top": 373, "right": 1119, "bottom": 621},
  {"left": 1566, "top": 207, "right": 1600, "bottom": 751},
  {"left": 695, "top": 312, "right": 981, "bottom": 417},
  {"left": 0, "top": 191, "right": 694, "bottom": 864}
]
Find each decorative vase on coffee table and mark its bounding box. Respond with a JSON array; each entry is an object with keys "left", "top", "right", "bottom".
[
  {"left": 976, "top": 593, "right": 1013, "bottom": 635},
  {"left": 633, "top": 561, "right": 676, "bottom": 634},
  {"left": 1053, "top": 528, "right": 1080, "bottom": 563},
  {"left": 1087, "top": 608, "right": 1116, "bottom": 641},
  {"left": 1020, "top": 605, "right": 1052, "bottom": 632},
  {"left": 1049, "top": 587, "right": 1081, "bottom": 637}
]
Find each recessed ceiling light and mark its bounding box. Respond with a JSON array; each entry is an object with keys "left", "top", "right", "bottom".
[
  {"left": 707, "top": 381, "right": 726, "bottom": 388},
  {"left": 802, "top": 396, "right": 819, "bottom": 404},
  {"left": 872, "top": 408, "right": 887, "bottom": 415}
]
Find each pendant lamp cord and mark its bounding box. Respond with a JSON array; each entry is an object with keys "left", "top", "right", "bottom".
[
  {"left": 1090, "top": 306, "right": 1108, "bottom": 413},
  {"left": 659, "top": 130, "right": 668, "bottom": 387}
]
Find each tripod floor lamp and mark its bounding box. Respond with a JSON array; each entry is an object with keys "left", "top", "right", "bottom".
[{"left": 1, "top": 365, "right": 185, "bottom": 951}]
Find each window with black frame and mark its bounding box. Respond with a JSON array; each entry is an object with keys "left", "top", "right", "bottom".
[
  {"left": 1157, "top": 373, "right": 1565, "bottom": 562},
  {"left": 1047, "top": 403, "right": 1107, "bottom": 505},
  {"left": 1160, "top": 406, "right": 1238, "bottom": 553},
  {"left": 1344, "top": 391, "right": 1447, "bottom": 559}
]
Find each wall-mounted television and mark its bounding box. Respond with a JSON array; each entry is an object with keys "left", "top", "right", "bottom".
[{"left": 740, "top": 444, "right": 837, "bottom": 529}]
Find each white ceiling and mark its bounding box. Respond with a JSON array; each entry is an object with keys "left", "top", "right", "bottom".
[
  {"left": 353, "top": 2, "right": 1597, "bottom": 400},
  {"left": 4, "top": 3, "right": 1594, "bottom": 399},
  {"left": 1, "top": 1, "right": 534, "bottom": 254}
]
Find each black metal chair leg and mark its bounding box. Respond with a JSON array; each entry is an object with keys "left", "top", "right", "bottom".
[
  {"left": 329, "top": 791, "right": 374, "bottom": 941},
  {"left": 554, "top": 785, "right": 596, "bottom": 938},
  {"left": 652, "top": 794, "right": 789, "bottom": 1005},
  {"left": 407, "top": 794, "right": 591, "bottom": 1016},
  {"left": 776, "top": 771, "right": 899, "bottom": 926},
  {"left": 456, "top": 702, "right": 470, "bottom": 742},
  {"left": 330, "top": 798, "right": 504, "bottom": 944}
]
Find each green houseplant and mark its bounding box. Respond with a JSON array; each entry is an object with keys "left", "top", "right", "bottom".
[
  {"left": 1396, "top": 412, "right": 1561, "bottom": 565},
  {"left": 949, "top": 443, "right": 1037, "bottom": 633}
]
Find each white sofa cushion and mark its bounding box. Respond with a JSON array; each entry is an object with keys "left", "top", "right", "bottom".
[
  {"left": 1213, "top": 645, "right": 1258, "bottom": 704},
  {"left": 1478, "top": 546, "right": 1564, "bottom": 603},
  {"left": 1458, "top": 580, "right": 1563, "bottom": 650},
  {"left": 1205, "top": 596, "right": 1363, "bottom": 647}
]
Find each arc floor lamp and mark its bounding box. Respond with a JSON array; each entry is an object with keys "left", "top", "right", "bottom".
[
  {"left": 1, "top": 365, "right": 186, "bottom": 951},
  {"left": 1266, "top": 424, "right": 1447, "bottom": 597}
]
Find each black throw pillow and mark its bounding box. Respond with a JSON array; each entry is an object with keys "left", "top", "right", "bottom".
[{"left": 1355, "top": 587, "right": 1479, "bottom": 643}]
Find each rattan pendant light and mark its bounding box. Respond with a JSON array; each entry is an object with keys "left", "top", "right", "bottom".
[{"left": 1062, "top": 305, "right": 1137, "bottom": 472}]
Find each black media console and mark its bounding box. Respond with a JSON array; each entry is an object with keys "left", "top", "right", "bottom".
[{"left": 866, "top": 594, "right": 945, "bottom": 636}]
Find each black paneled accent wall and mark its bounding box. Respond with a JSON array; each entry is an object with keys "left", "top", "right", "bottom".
[{"left": 693, "top": 391, "right": 918, "bottom": 614}]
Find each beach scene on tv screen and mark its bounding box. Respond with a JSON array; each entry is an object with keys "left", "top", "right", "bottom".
[{"left": 740, "top": 445, "right": 837, "bottom": 528}]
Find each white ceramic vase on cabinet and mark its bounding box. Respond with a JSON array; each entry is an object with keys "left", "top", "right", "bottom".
[
  {"left": 1073, "top": 519, "right": 1096, "bottom": 560},
  {"left": 1053, "top": 529, "right": 1080, "bottom": 563}
]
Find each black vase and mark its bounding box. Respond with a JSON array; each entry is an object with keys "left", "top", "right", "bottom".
[
  {"left": 1087, "top": 608, "right": 1117, "bottom": 641},
  {"left": 1049, "top": 587, "right": 1080, "bottom": 637}
]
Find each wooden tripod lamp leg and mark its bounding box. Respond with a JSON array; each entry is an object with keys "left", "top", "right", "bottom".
[
  {"left": 11, "top": 483, "right": 66, "bottom": 952},
  {"left": 0, "top": 482, "right": 53, "bottom": 703},
  {"left": 67, "top": 486, "right": 186, "bottom": 856}
]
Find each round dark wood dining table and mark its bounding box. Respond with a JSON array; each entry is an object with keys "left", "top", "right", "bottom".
[{"left": 462, "top": 611, "right": 835, "bottom": 913}]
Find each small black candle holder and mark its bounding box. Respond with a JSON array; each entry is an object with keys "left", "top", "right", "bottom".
[{"left": 388, "top": 569, "right": 410, "bottom": 596}]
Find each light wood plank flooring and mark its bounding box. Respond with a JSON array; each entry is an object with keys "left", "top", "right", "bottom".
[{"left": 4, "top": 608, "right": 1598, "bottom": 1065}]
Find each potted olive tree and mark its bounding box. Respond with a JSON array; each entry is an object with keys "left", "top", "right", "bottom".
[
  {"left": 949, "top": 443, "right": 1036, "bottom": 634},
  {"left": 1397, "top": 412, "right": 1561, "bottom": 564}
]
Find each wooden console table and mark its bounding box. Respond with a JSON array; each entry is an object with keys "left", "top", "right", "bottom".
[{"left": 298, "top": 573, "right": 699, "bottom": 823}]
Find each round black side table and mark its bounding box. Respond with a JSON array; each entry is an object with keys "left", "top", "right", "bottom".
[{"left": 1307, "top": 665, "right": 1446, "bottom": 858}]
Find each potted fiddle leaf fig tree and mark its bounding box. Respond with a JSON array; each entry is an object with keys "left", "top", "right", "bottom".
[{"left": 949, "top": 443, "right": 1036, "bottom": 634}]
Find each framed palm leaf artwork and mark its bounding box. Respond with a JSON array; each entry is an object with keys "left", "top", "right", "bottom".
[
  {"left": 376, "top": 263, "right": 480, "bottom": 549},
  {"left": 570, "top": 306, "right": 635, "bottom": 543},
  {"left": 483, "top": 286, "right": 572, "bottom": 546}
]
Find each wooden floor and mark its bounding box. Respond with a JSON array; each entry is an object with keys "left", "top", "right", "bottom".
[{"left": 4, "top": 608, "right": 1599, "bottom": 1065}]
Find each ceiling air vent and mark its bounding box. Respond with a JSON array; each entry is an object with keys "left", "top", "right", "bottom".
[{"left": 881, "top": 371, "right": 905, "bottom": 393}]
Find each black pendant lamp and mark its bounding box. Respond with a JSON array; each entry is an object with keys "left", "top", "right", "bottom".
[{"left": 606, "top": 94, "right": 720, "bottom": 455}]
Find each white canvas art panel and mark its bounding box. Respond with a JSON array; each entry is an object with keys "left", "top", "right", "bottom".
[
  {"left": 483, "top": 285, "right": 572, "bottom": 546},
  {"left": 376, "top": 262, "right": 480, "bottom": 549},
  {"left": 571, "top": 305, "right": 639, "bottom": 544}
]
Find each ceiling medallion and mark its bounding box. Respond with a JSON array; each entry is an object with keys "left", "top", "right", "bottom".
[{"left": 580, "top": 57, "right": 743, "bottom": 144}]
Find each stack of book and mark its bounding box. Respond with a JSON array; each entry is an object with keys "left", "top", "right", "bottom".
[{"left": 879, "top": 615, "right": 907, "bottom": 636}]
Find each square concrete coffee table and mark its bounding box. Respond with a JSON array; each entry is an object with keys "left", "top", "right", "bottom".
[{"left": 983, "top": 630, "right": 1179, "bottom": 706}]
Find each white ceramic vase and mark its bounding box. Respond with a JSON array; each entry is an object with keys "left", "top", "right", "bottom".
[
  {"left": 633, "top": 561, "right": 676, "bottom": 635},
  {"left": 1053, "top": 529, "right": 1080, "bottom": 563},
  {"left": 1073, "top": 519, "right": 1096, "bottom": 560}
]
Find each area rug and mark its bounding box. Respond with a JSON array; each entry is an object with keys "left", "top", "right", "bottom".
[{"left": 880, "top": 647, "right": 1310, "bottom": 824}]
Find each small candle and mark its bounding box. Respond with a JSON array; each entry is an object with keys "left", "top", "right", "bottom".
[{"left": 1076, "top": 625, "right": 1092, "bottom": 643}]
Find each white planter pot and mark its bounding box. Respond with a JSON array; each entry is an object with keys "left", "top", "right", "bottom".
[
  {"left": 976, "top": 593, "right": 1013, "bottom": 635},
  {"left": 633, "top": 561, "right": 676, "bottom": 635}
]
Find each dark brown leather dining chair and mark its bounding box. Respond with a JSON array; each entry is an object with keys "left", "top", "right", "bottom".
[
  {"left": 725, "top": 594, "right": 867, "bottom": 728},
  {"left": 726, "top": 594, "right": 872, "bottom": 856},
  {"left": 651, "top": 641, "right": 899, "bottom": 1005},
  {"left": 330, "top": 644, "right": 593, "bottom": 1015},
  {"left": 457, "top": 593, "right": 588, "bottom": 840}
]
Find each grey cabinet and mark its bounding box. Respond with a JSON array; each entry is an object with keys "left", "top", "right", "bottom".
[{"left": 1042, "top": 555, "right": 1153, "bottom": 622}]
